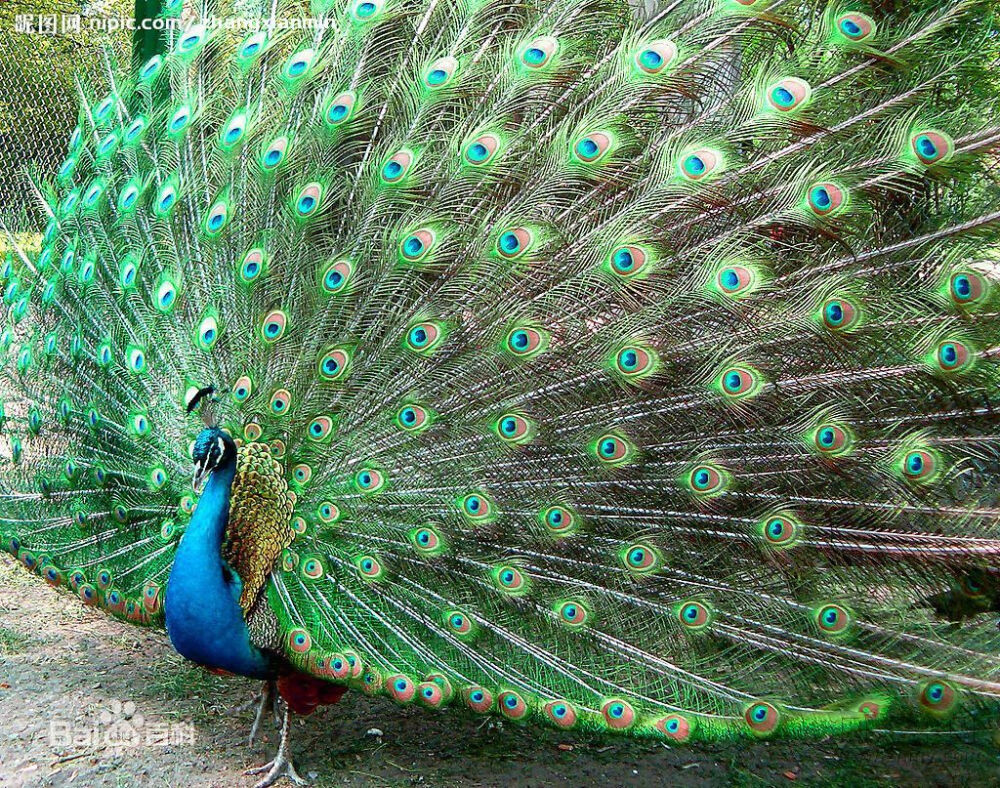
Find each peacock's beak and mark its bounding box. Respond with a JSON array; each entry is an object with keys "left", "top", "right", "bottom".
[{"left": 192, "top": 461, "right": 210, "bottom": 494}]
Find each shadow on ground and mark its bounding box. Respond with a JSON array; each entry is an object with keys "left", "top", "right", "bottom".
[{"left": 1, "top": 555, "right": 997, "bottom": 787}]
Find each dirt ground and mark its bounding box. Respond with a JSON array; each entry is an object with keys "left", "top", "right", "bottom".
[{"left": 1, "top": 555, "right": 998, "bottom": 788}]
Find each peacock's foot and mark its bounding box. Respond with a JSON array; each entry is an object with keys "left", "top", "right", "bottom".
[
  {"left": 246, "top": 755, "right": 307, "bottom": 788},
  {"left": 245, "top": 699, "right": 307, "bottom": 788},
  {"left": 247, "top": 679, "right": 278, "bottom": 747}
]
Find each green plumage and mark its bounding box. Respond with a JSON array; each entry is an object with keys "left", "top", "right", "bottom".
[{"left": 2, "top": 0, "right": 1000, "bottom": 745}]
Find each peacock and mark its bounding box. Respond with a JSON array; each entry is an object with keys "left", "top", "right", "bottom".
[{"left": 2, "top": 0, "right": 1000, "bottom": 784}]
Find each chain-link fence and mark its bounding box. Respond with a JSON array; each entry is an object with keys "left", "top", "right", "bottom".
[{"left": 0, "top": 1, "right": 132, "bottom": 231}]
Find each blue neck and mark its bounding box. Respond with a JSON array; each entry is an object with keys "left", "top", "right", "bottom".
[{"left": 165, "top": 457, "right": 273, "bottom": 679}]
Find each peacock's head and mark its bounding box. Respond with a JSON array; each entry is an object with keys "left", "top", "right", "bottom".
[
  {"left": 186, "top": 385, "right": 235, "bottom": 493},
  {"left": 191, "top": 426, "right": 236, "bottom": 493}
]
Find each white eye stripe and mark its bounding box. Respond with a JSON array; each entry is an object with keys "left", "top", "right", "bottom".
[{"left": 216, "top": 437, "right": 225, "bottom": 457}]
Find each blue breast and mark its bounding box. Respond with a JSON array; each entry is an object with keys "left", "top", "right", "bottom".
[{"left": 164, "top": 461, "right": 273, "bottom": 679}]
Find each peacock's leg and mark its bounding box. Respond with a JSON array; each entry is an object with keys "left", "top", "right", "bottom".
[
  {"left": 245, "top": 698, "right": 307, "bottom": 788},
  {"left": 247, "top": 679, "right": 278, "bottom": 747}
]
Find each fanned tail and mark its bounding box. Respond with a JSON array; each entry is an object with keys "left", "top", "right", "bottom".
[{"left": 2, "top": 0, "right": 999, "bottom": 741}]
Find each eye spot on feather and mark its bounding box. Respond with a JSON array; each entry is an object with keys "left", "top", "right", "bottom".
[
  {"left": 294, "top": 183, "right": 323, "bottom": 219},
  {"left": 900, "top": 449, "right": 938, "bottom": 483},
  {"left": 505, "top": 327, "right": 546, "bottom": 358},
  {"left": 204, "top": 200, "right": 230, "bottom": 236},
  {"left": 744, "top": 702, "right": 780, "bottom": 736},
  {"left": 444, "top": 609, "right": 476, "bottom": 639},
  {"left": 261, "top": 136, "right": 290, "bottom": 170},
  {"left": 410, "top": 524, "right": 446, "bottom": 555},
  {"left": 317, "top": 501, "right": 341, "bottom": 524},
  {"left": 396, "top": 404, "right": 430, "bottom": 432},
  {"left": 633, "top": 39, "right": 676, "bottom": 75},
  {"left": 593, "top": 433, "right": 635, "bottom": 466},
  {"left": 539, "top": 504, "right": 578, "bottom": 536},
  {"left": 351, "top": 0, "right": 381, "bottom": 22},
  {"left": 686, "top": 463, "right": 728, "bottom": 496},
  {"left": 417, "top": 681, "right": 445, "bottom": 708},
  {"left": 424, "top": 57, "right": 458, "bottom": 89},
  {"left": 325, "top": 91, "right": 357, "bottom": 127},
  {"left": 318, "top": 347, "right": 351, "bottom": 382},
  {"left": 820, "top": 297, "right": 859, "bottom": 331},
  {"left": 622, "top": 542, "right": 660, "bottom": 574},
  {"left": 918, "top": 681, "right": 958, "bottom": 718},
  {"left": 355, "top": 554, "right": 384, "bottom": 579},
  {"left": 459, "top": 492, "right": 494, "bottom": 522},
  {"left": 321, "top": 260, "right": 353, "bottom": 294},
  {"left": 836, "top": 12, "right": 876, "bottom": 43},
  {"left": 220, "top": 112, "right": 248, "bottom": 150},
  {"left": 656, "top": 714, "right": 693, "bottom": 742},
  {"left": 79, "top": 583, "right": 98, "bottom": 606},
  {"left": 602, "top": 699, "right": 635, "bottom": 730},
  {"left": 498, "top": 691, "right": 528, "bottom": 720},
  {"left": 177, "top": 23, "right": 207, "bottom": 55},
  {"left": 238, "top": 249, "right": 266, "bottom": 285},
  {"left": 167, "top": 105, "right": 192, "bottom": 137},
  {"left": 715, "top": 264, "right": 755, "bottom": 297},
  {"left": 572, "top": 132, "right": 613, "bottom": 164},
  {"left": 232, "top": 375, "right": 253, "bottom": 403},
  {"left": 399, "top": 228, "right": 436, "bottom": 263},
  {"left": 237, "top": 31, "right": 267, "bottom": 62},
  {"left": 614, "top": 344, "right": 657, "bottom": 381},
  {"left": 677, "top": 600, "right": 712, "bottom": 631},
  {"left": 93, "top": 94, "right": 116, "bottom": 123},
  {"left": 544, "top": 700, "right": 577, "bottom": 728},
  {"left": 760, "top": 514, "right": 801, "bottom": 548},
  {"left": 288, "top": 628, "right": 311, "bottom": 653},
  {"left": 154, "top": 183, "right": 179, "bottom": 217},
  {"left": 259, "top": 310, "right": 288, "bottom": 343},
  {"left": 354, "top": 468, "right": 385, "bottom": 493},
  {"left": 464, "top": 133, "right": 500, "bottom": 165},
  {"left": 387, "top": 675, "right": 416, "bottom": 703},
  {"left": 283, "top": 48, "right": 316, "bottom": 80},
  {"left": 812, "top": 423, "right": 853, "bottom": 456},
  {"left": 307, "top": 415, "right": 336, "bottom": 443},
  {"left": 496, "top": 227, "right": 533, "bottom": 260},
  {"left": 139, "top": 55, "right": 163, "bottom": 82},
  {"left": 934, "top": 340, "right": 972, "bottom": 373},
  {"left": 269, "top": 389, "right": 292, "bottom": 415},
  {"left": 118, "top": 183, "right": 140, "bottom": 214},
  {"left": 405, "top": 321, "right": 445, "bottom": 354},
  {"left": 948, "top": 271, "right": 986, "bottom": 306},
  {"left": 492, "top": 564, "right": 528, "bottom": 595},
  {"left": 806, "top": 182, "right": 846, "bottom": 217},
  {"left": 520, "top": 36, "right": 558, "bottom": 69},
  {"left": 381, "top": 149, "right": 414, "bottom": 183},
  {"left": 142, "top": 582, "right": 161, "bottom": 613},
  {"left": 679, "top": 148, "right": 721, "bottom": 181},
  {"left": 607, "top": 245, "right": 649, "bottom": 279},
  {"left": 766, "top": 78, "right": 811, "bottom": 112},
  {"left": 464, "top": 686, "right": 493, "bottom": 713},
  {"left": 494, "top": 413, "right": 534, "bottom": 444},
  {"left": 910, "top": 130, "right": 953, "bottom": 166},
  {"left": 555, "top": 600, "right": 589, "bottom": 628},
  {"left": 815, "top": 603, "right": 851, "bottom": 636}
]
